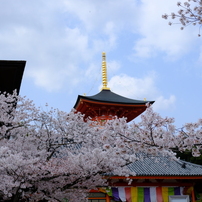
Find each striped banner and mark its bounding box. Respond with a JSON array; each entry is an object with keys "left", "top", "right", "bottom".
[{"left": 99, "top": 187, "right": 184, "bottom": 202}]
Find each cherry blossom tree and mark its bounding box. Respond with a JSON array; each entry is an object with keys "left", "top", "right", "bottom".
[
  {"left": 162, "top": 0, "right": 202, "bottom": 36},
  {"left": 0, "top": 92, "right": 201, "bottom": 202}
]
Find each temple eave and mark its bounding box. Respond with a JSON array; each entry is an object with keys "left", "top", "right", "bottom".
[
  {"left": 75, "top": 99, "right": 147, "bottom": 109},
  {"left": 75, "top": 99, "right": 147, "bottom": 122}
]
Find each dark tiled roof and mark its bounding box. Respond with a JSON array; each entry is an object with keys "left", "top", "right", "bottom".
[
  {"left": 0, "top": 60, "right": 26, "bottom": 95},
  {"left": 74, "top": 89, "right": 154, "bottom": 108},
  {"left": 127, "top": 156, "right": 202, "bottom": 176}
]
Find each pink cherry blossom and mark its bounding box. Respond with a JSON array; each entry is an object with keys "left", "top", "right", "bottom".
[{"left": 0, "top": 92, "right": 201, "bottom": 201}]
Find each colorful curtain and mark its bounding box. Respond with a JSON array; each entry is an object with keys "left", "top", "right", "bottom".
[{"left": 99, "top": 187, "right": 184, "bottom": 202}]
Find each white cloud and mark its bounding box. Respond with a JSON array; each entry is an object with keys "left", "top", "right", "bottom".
[
  {"left": 0, "top": 1, "right": 92, "bottom": 92},
  {"left": 107, "top": 60, "right": 121, "bottom": 73},
  {"left": 0, "top": 0, "right": 198, "bottom": 93},
  {"left": 62, "top": 0, "right": 138, "bottom": 32},
  {"left": 107, "top": 73, "right": 157, "bottom": 100},
  {"left": 133, "top": 0, "right": 197, "bottom": 59},
  {"left": 198, "top": 46, "right": 202, "bottom": 63},
  {"left": 0, "top": 0, "right": 140, "bottom": 92},
  {"left": 29, "top": 63, "right": 80, "bottom": 92},
  {"left": 62, "top": 0, "right": 140, "bottom": 53},
  {"left": 105, "top": 73, "right": 176, "bottom": 111},
  {"left": 24, "top": 26, "right": 90, "bottom": 91},
  {"left": 153, "top": 95, "right": 176, "bottom": 111}
]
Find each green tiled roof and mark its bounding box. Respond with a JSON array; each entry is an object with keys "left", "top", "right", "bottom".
[{"left": 127, "top": 155, "right": 202, "bottom": 176}]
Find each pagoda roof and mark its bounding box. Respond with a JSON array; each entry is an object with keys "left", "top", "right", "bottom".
[
  {"left": 74, "top": 89, "right": 154, "bottom": 108},
  {"left": 0, "top": 60, "right": 26, "bottom": 95}
]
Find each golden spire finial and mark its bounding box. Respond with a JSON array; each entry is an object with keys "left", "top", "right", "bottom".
[{"left": 101, "top": 52, "right": 110, "bottom": 90}]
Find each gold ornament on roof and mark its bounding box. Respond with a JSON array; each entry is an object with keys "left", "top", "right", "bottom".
[{"left": 101, "top": 52, "right": 110, "bottom": 90}]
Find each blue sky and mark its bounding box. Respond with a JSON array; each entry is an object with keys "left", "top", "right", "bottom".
[{"left": 0, "top": 0, "right": 201, "bottom": 127}]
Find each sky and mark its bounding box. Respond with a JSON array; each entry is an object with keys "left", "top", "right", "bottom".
[{"left": 0, "top": 0, "right": 201, "bottom": 127}]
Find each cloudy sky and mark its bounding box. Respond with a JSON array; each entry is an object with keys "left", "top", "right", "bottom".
[{"left": 1, "top": 0, "right": 201, "bottom": 127}]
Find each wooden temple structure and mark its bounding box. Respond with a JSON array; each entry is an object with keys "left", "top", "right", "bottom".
[{"left": 74, "top": 53, "right": 202, "bottom": 202}]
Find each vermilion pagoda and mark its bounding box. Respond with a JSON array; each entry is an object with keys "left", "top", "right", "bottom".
[{"left": 74, "top": 52, "right": 154, "bottom": 122}]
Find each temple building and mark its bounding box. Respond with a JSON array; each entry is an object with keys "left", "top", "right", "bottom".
[{"left": 74, "top": 53, "right": 202, "bottom": 202}]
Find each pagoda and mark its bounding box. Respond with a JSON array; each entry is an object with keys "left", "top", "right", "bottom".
[{"left": 74, "top": 53, "right": 154, "bottom": 122}]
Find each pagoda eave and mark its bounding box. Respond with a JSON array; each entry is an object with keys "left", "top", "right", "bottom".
[{"left": 74, "top": 99, "right": 147, "bottom": 122}]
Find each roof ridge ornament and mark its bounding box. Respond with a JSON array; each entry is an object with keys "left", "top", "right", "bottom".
[{"left": 101, "top": 52, "right": 110, "bottom": 90}]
